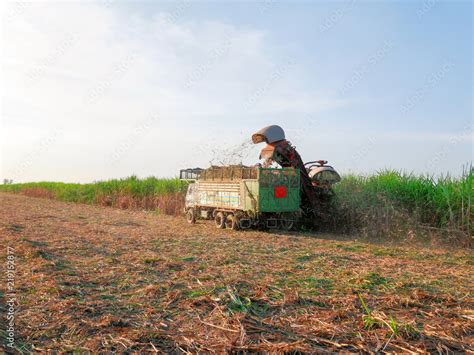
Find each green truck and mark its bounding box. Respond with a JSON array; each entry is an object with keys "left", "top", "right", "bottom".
[
  {"left": 181, "top": 166, "right": 301, "bottom": 230},
  {"left": 180, "top": 125, "right": 341, "bottom": 230}
]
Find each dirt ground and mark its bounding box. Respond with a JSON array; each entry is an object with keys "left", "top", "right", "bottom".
[{"left": 0, "top": 193, "right": 472, "bottom": 353}]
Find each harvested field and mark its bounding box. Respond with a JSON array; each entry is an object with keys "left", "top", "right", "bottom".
[{"left": 0, "top": 193, "right": 473, "bottom": 352}]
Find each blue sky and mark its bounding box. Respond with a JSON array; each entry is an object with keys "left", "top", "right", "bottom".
[{"left": 1, "top": 0, "right": 472, "bottom": 182}]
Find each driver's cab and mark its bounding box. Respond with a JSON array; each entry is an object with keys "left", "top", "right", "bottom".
[{"left": 306, "top": 160, "right": 341, "bottom": 188}]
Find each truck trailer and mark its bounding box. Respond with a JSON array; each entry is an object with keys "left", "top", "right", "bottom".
[{"left": 181, "top": 166, "right": 301, "bottom": 230}]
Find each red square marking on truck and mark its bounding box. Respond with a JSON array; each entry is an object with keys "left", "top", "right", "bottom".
[{"left": 274, "top": 186, "right": 287, "bottom": 198}]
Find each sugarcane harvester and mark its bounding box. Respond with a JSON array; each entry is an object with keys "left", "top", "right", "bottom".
[
  {"left": 252, "top": 125, "right": 334, "bottom": 220},
  {"left": 181, "top": 125, "right": 340, "bottom": 230}
]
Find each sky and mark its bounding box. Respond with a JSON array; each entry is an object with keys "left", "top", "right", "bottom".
[{"left": 1, "top": 0, "right": 472, "bottom": 183}]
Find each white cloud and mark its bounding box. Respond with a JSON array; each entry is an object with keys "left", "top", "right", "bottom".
[
  {"left": 2, "top": 2, "right": 348, "bottom": 182},
  {"left": 4, "top": 2, "right": 466, "bottom": 182}
]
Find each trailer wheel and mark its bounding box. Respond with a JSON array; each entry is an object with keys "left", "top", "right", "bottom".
[
  {"left": 186, "top": 208, "right": 196, "bottom": 224},
  {"left": 280, "top": 219, "right": 294, "bottom": 231},
  {"left": 225, "top": 214, "right": 239, "bottom": 230},
  {"left": 215, "top": 212, "right": 225, "bottom": 229}
]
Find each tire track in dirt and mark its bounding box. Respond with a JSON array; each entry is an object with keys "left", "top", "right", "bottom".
[{"left": 0, "top": 192, "right": 472, "bottom": 352}]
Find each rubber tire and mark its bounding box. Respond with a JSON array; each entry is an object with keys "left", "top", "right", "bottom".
[
  {"left": 215, "top": 212, "right": 225, "bottom": 229},
  {"left": 280, "top": 219, "right": 294, "bottom": 231},
  {"left": 186, "top": 208, "right": 196, "bottom": 224},
  {"left": 225, "top": 214, "right": 239, "bottom": 230}
]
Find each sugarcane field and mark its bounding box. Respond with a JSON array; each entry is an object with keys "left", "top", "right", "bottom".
[{"left": 1, "top": 1, "right": 473, "bottom": 353}]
